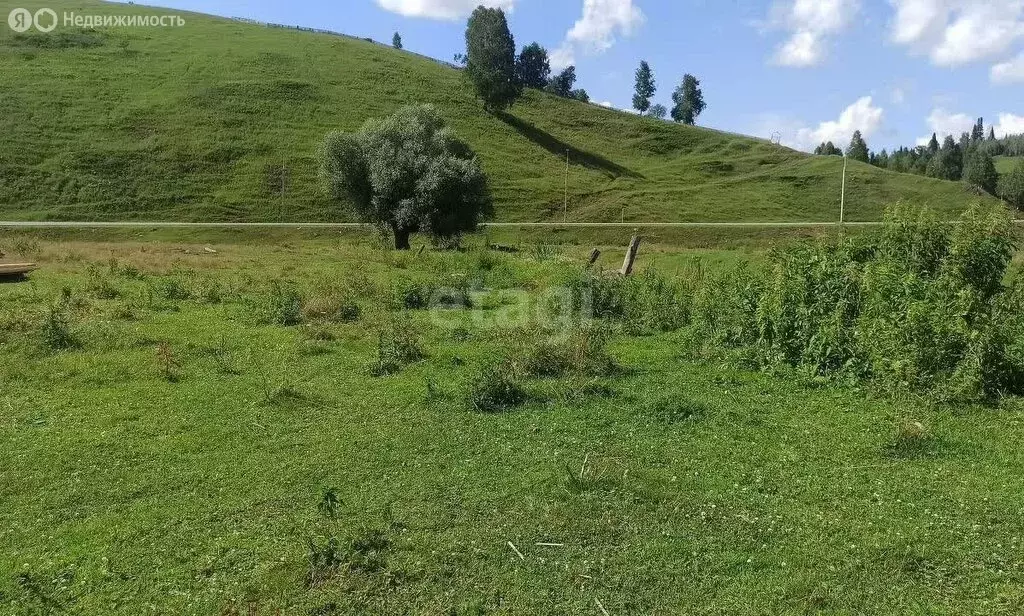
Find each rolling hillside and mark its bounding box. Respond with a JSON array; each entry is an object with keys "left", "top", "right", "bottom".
[{"left": 0, "top": 0, "right": 1001, "bottom": 222}]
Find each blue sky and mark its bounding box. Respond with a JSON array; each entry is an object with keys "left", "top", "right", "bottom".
[{"left": 129, "top": 0, "right": 1024, "bottom": 152}]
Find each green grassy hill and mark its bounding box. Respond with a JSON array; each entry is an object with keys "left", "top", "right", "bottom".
[{"left": 0, "top": 0, "right": 1000, "bottom": 222}]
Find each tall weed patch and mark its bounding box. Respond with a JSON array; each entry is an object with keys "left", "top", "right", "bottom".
[
  {"left": 693, "top": 203, "right": 1023, "bottom": 401},
  {"left": 568, "top": 268, "right": 692, "bottom": 334}
]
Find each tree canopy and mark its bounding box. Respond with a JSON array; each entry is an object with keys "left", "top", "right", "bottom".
[
  {"left": 392, "top": 32, "right": 402, "bottom": 50},
  {"left": 927, "top": 135, "right": 963, "bottom": 181},
  {"left": 998, "top": 159, "right": 1024, "bottom": 208},
  {"left": 649, "top": 104, "right": 667, "bottom": 120},
  {"left": 516, "top": 42, "right": 550, "bottom": 90},
  {"left": 814, "top": 141, "right": 842, "bottom": 156},
  {"left": 320, "top": 105, "right": 492, "bottom": 250},
  {"left": 632, "top": 61, "right": 655, "bottom": 115},
  {"left": 670, "top": 74, "right": 705, "bottom": 125},
  {"left": 847, "top": 131, "right": 869, "bottom": 163},
  {"left": 546, "top": 66, "right": 577, "bottom": 98},
  {"left": 464, "top": 7, "right": 521, "bottom": 112},
  {"left": 962, "top": 149, "right": 999, "bottom": 195}
]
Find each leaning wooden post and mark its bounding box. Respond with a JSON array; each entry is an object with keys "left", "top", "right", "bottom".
[
  {"left": 587, "top": 248, "right": 601, "bottom": 266},
  {"left": 620, "top": 233, "right": 641, "bottom": 276}
]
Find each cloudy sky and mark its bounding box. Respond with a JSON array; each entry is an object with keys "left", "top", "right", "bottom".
[{"left": 137, "top": 0, "right": 1024, "bottom": 152}]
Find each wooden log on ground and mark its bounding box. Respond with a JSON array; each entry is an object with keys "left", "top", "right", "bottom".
[
  {"left": 620, "top": 234, "right": 641, "bottom": 276},
  {"left": 0, "top": 263, "right": 37, "bottom": 277}
]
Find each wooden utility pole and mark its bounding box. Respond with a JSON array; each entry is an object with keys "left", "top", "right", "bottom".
[
  {"left": 563, "top": 149, "right": 569, "bottom": 223},
  {"left": 620, "top": 233, "right": 641, "bottom": 276},
  {"left": 840, "top": 154, "right": 847, "bottom": 225}
]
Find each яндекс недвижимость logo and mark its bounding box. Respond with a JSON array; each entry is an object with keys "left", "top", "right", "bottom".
[
  {"left": 7, "top": 7, "right": 184, "bottom": 32},
  {"left": 8, "top": 8, "right": 57, "bottom": 33}
]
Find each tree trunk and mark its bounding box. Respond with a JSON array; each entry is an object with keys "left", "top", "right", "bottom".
[{"left": 393, "top": 226, "right": 412, "bottom": 250}]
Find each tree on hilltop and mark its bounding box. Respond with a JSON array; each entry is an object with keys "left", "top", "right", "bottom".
[
  {"left": 464, "top": 7, "right": 521, "bottom": 112},
  {"left": 632, "top": 61, "right": 655, "bottom": 115},
  {"left": 670, "top": 74, "right": 705, "bottom": 125}
]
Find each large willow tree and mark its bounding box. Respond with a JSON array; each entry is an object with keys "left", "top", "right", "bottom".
[{"left": 320, "top": 105, "right": 492, "bottom": 249}]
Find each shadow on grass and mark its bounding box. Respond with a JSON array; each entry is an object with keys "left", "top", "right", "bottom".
[{"left": 497, "top": 112, "right": 642, "bottom": 179}]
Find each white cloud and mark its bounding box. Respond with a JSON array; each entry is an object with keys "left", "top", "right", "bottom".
[
  {"left": 375, "top": 0, "right": 515, "bottom": 20},
  {"left": 889, "top": 0, "right": 1024, "bottom": 67},
  {"left": 785, "top": 96, "right": 885, "bottom": 151},
  {"left": 549, "top": 0, "right": 644, "bottom": 70},
  {"left": 890, "top": 0, "right": 948, "bottom": 46},
  {"left": 994, "top": 112, "right": 1024, "bottom": 136},
  {"left": 992, "top": 52, "right": 1024, "bottom": 83},
  {"left": 768, "top": 0, "right": 860, "bottom": 67},
  {"left": 915, "top": 107, "right": 975, "bottom": 145},
  {"left": 599, "top": 101, "right": 614, "bottom": 108}
]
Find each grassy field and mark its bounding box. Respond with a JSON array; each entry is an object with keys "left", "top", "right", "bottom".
[
  {"left": 0, "top": 0, "right": 998, "bottom": 223},
  {"left": 3, "top": 229, "right": 1024, "bottom": 615}
]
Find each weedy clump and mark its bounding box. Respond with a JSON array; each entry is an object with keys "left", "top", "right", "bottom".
[
  {"left": 305, "top": 489, "right": 392, "bottom": 588},
  {"left": 253, "top": 281, "right": 303, "bottom": 326},
  {"left": 107, "top": 258, "right": 144, "bottom": 279},
  {"left": 206, "top": 335, "right": 239, "bottom": 375},
  {"left": 368, "top": 318, "right": 424, "bottom": 376},
  {"left": 196, "top": 279, "right": 223, "bottom": 304},
  {"left": 519, "top": 324, "right": 617, "bottom": 378},
  {"left": 84, "top": 264, "right": 121, "bottom": 299},
  {"left": 153, "top": 276, "right": 192, "bottom": 301},
  {"left": 886, "top": 418, "right": 935, "bottom": 458},
  {"left": 303, "top": 291, "right": 361, "bottom": 323},
  {"left": 433, "top": 285, "right": 473, "bottom": 309},
  {"left": 391, "top": 278, "right": 433, "bottom": 310},
  {"left": 466, "top": 361, "right": 527, "bottom": 413},
  {"left": 155, "top": 342, "right": 180, "bottom": 382},
  {"left": 40, "top": 301, "right": 77, "bottom": 351},
  {"left": 567, "top": 268, "right": 692, "bottom": 334}
]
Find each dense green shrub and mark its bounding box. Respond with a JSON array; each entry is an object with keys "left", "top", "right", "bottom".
[
  {"left": 692, "top": 203, "right": 1023, "bottom": 401},
  {"left": 391, "top": 278, "right": 433, "bottom": 310},
  {"left": 999, "top": 160, "right": 1024, "bottom": 208},
  {"left": 569, "top": 268, "right": 692, "bottom": 334}
]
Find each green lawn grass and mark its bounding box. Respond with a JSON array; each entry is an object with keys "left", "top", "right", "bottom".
[
  {"left": 0, "top": 0, "right": 999, "bottom": 223},
  {"left": 3, "top": 232, "right": 1024, "bottom": 614}
]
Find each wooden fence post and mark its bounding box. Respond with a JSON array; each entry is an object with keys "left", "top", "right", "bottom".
[{"left": 620, "top": 234, "right": 641, "bottom": 276}]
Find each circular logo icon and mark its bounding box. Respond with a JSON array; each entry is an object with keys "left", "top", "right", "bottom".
[
  {"left": 33, "top": 8, "right": 57, "bottom": 33},
  {"left": 8, "top": 8, "right": 32, "bottom": 32}
]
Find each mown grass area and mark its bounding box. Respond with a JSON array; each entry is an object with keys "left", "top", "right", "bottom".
[
  {"left": 3, "top": 231, "right": 1024, "bottom": 615},
  {"left": 0, "top": 0, "right": 999, "bottom": 223}
]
